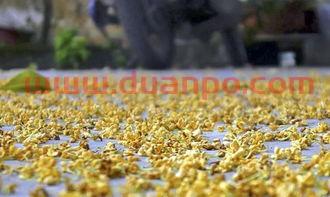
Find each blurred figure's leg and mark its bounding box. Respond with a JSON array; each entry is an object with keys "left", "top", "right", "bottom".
[
  {"left": 193, "top": 0, "right": 247, "bottom": 66},
  {"left": 115, "top": 0, "right": 174, "bottom": 69},
  {"left": 221, "top": 28, "right": 248, "bottom": 66}
]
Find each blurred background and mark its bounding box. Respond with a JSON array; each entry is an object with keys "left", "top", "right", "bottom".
[{"left": 0, "top": 0, "right": 330, "bottom": 69}]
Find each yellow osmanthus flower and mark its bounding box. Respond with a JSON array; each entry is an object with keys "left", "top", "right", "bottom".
[{"left": 0, "top": 73, "right": 328, "bottom": 196}]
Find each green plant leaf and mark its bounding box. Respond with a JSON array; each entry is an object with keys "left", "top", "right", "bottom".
[
  {"left": 0, "top": 69, "right": 51, "bottom": 92},
  {"left": 54, "top": 29, "right": 90, "bottom": 69}
]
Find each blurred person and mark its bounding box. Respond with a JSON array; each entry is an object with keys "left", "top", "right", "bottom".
[
  {"left": 88, "top": 0, "right": 247, "bottom": 69},
  {"left": 88, "top": 0, "right": 118, "bottom": 39}
]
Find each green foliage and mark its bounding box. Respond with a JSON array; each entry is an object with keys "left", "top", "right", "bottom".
[
  {"left": 104, "top": 39, "right": 128, "bottom": 67},
  {"left": 0, "top": 66, "right": 51, "bottom": 92},
  {"left": 54, "top": 29, "right": 90, "bottom": 69},
  {"left": 112, "top": 49, "right": 128, "bottom": 67},
  {"left": 259, "top": 0, "right": 285, "bottom": 14}
]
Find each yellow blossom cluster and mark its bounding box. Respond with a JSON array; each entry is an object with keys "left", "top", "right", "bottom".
[{"left": 0, "top": 73, "right": 329, "bottom": 196}]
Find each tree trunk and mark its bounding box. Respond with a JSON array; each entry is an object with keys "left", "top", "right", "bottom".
[{"left": 40, "top": 0, "right": 53, "bottom": 44}]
